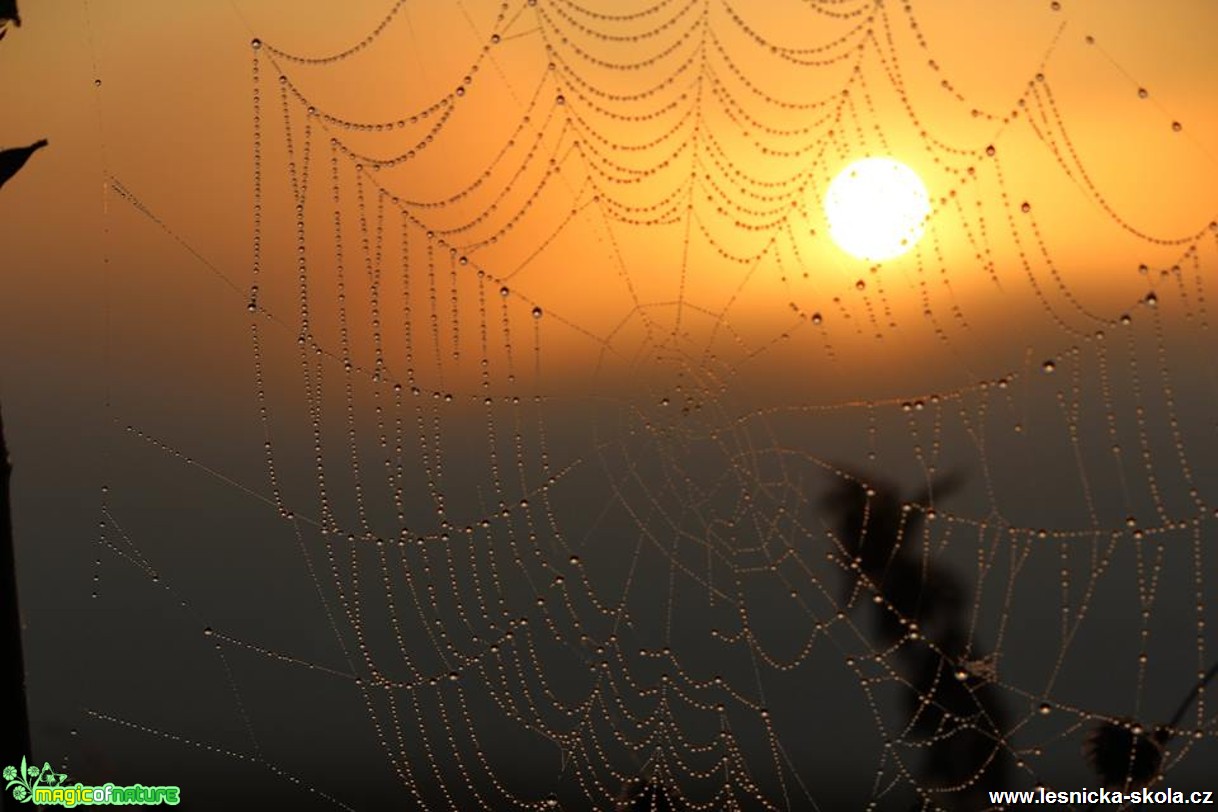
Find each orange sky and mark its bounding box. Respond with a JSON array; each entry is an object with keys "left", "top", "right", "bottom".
[{"left": 2, "top": 0, "right": 1218, "bottom": 409}]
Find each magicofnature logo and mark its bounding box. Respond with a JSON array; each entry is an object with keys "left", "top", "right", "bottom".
[
  {"left": 3, "top": 756, "right": 180, "bottom": 806},
  {"left": 4, "top": 757, "right": 68, "bottom": 803}
]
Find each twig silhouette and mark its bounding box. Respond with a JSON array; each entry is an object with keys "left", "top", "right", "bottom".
[
  {"left": 0, "top": 0, "right": 18, "bottom": 40},
  {"left": 1, "top": 5, "right": 39, "bottom": 778},
  {"left": 0, "top": 139, "right": 48, "bottom": 191},
  {"left": 823, "top": 471, "right": 1010, "bottom": 812},
  {"left": 1082, "top": 657, "right": 1218, "bottom": 791},
  {"left": 1, "top": 401, "right": 33, "bottom": 775},
  {"left": 1166, "top": 659, "right": 1218, "bottom": 730}
]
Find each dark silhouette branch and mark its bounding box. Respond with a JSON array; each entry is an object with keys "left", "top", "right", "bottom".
[
  {"left": 824, "top": 470, "right": 1009, "bottom": 812},
  {"left": 0, "top": 401, "right": 32, "bottom": 775},
  {"left": 1, "top": 6, "right": 37, "bottom": 777},
  {"left": 0, "top": 0, "right": 18, "bottom": 27},
  {"left": 0, "top": 140, "right": 48, "bottom": 191},
  {"left": 1167, "top": 658, "right": 1218, "bottom": 731}
]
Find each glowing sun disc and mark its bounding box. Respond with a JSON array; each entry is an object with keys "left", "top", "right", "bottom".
[{"left": 824, "top": 157, "right": 930, "bottom": 261}]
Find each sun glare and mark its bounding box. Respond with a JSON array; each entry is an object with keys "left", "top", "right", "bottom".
[{"left": 824, "top": 157, "right": 931, "bottom": 261}]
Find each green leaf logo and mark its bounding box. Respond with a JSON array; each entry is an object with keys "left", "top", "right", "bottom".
[{"left": 4, "top": 757, "right": 69, "bottom": 804}]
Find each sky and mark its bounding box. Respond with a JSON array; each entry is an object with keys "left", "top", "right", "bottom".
[{"left": 1, "top": 0, "right": 1217, "bottom": 809}]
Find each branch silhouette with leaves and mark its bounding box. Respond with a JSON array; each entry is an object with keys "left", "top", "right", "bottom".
[{"left": 823, "top": 471, "right": 1010, "bottom": 812}]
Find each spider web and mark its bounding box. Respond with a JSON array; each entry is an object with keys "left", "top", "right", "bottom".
[{"left": 47, "top": 0, "right": 1218, "bottom": 809}]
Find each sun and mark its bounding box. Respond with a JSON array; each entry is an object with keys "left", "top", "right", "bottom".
[{"left": 823, "top": 157, "right": 931, "bottom": 261}]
